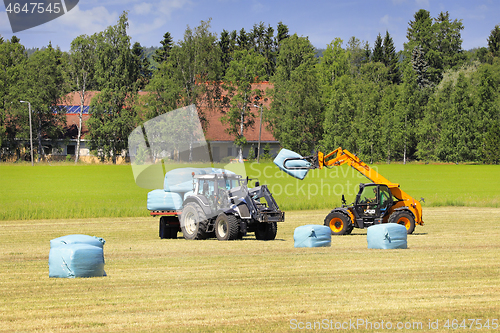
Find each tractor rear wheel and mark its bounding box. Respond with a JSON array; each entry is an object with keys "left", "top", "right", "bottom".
[
  {"left": 215, "top": 213, "right": 240, "bottom": 241},
  {"left": 324, "top": 211, "right": 351, "bottom": 235},
  {"left": 389, "top": 210, "right": 416, "bottom": 234},
  {"left": 181, "top": 203, "right": 208, "bottom": 240}
]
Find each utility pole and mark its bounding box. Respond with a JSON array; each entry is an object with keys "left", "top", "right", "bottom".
[
  {"left": 254, "top": 104, "right": 263, "bottom": 163},
  {"left": 20, "top": 101, "right": 34, "bottom": 166}
]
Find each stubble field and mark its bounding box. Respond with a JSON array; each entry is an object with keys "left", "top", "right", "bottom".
[{"left": 1, "top": 207, "right": 500, "bottom": 332}]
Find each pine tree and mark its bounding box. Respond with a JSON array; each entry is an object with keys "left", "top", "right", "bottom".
[
  {"left": 262, "top": 25, "right": 276, "bottom": 77},
  {"left": 362, "top": 41, "right": 371, "bottom": 64},
  {"left": 487, "top": 25, "right": 500, "bottom": 57},
  {"left": 219, "top": 29, "right": 233, "bottom": 76},
  {"left": 405, "top": 10, "right": 464, "bottom": 84},
  {"left": 383, "top": 31, "right": 400, "bottom": 84},
  {"left": 433, "top": 11, "right": 465, "bottom": 73},
  {"left": 153, "top": 32, "right": 173, "bottom": 64},
  {"left": 372, "top": 33, "right": 383, "bottom": 63},
  {"left": 277, "top": 21, "right": 289, "bottom": 44},
  {"left": 132, "top": 42, "right": 152, "bottom": 90},
  {"left": 236, "top": 28, "right": 250, "bottom": 50},
  {"left": 411, "top": 45, "right": 431, "bottom": 89}
]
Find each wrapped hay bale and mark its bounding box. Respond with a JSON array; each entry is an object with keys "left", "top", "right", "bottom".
[
  {"left": 50, "top": 234, "right": 105, "bottom": 249},
  {"left": 163, "top": 167, "right": 210, "bottom": 192},
  {"left": 147, "top": 190, "right": 183, "bottom": 210},
  {"left": 49, "top": 235, "right": 106, "bottom": 278},
  {"left": 294, "top": 225, "right": 331, "bottom": 248},
  {"left": 163, "top": 167, "right": 235, "bottom": 192},
  {"left": 183, "top": 190, "right": 195, "bottom": 201},
  {"left": 367, "top": 223, "right": 407, "bottom": 249},
  {"left": 273, "top": 149, "right": 311, "bottom": 180}
]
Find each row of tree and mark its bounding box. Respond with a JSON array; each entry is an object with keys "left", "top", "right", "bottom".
[
  {"left": 269, "top": 10, "right": 500, "bottom": 164},
  {"left": 1, "top": 9, "right": 499, "bottom": 164}
]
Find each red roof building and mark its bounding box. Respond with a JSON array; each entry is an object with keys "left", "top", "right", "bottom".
[{"left": 57, "top": 83, "right": 280, "bottom": 162}]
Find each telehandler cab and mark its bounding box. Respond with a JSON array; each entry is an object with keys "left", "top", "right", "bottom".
[{"left": 281, "top": 147, "right": 424, "bottom": 235}]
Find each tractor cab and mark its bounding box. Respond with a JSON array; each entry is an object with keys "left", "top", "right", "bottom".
[
  {"left": 354, "top": 183, "right": 393, "bottom": 222},
  {"left": 193, "top": 173, "right": 243, "bottom": 212}
]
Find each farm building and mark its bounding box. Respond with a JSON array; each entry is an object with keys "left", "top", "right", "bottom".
[{"left": 52, "top": 82, "right": 280, "bottom": 163}]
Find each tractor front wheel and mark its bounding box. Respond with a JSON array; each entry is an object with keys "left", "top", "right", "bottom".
[
  {"left": 389, "top": 211, "right": 416, "bottom": 234},
  {"left": 255, "top": 222, "right": 278, "bottom": 241},
  {"left": 324, "top": 211, "right": 352, "bottom": 235},
  {"left": 215, "top": 213, "right": 240, "bottom": 241}
]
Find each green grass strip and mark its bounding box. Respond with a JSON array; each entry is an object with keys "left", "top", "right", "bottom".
[{"left": 0, "top": 162, "right": 499, "bottom": 220}]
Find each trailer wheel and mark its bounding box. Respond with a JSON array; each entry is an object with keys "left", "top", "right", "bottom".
[
  {"left": 255, "top": 222, "right": 277, "bottom": 241},
  {"left": 324, "top": 211, "right": 351, "bottom": 235},
  {"left": 389, "top": 211, "right": 416, "bottom": 234},
  {"left": 215, "top": 213, "right": 240, "bottom": 241},
  {"left": 181, "top": 203, "right": 208, "bottom": 240},
  {"left": 159, "top": 216, "right": 179, "bottom": 239}
]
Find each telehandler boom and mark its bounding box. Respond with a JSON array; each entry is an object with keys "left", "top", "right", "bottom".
[{"left": 282, "top": 147, "right": 424, "bottom": 235}]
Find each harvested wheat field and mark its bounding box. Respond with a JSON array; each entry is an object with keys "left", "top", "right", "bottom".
[{"left": 1, "top": 207, "right": 499, "bottom": 332}]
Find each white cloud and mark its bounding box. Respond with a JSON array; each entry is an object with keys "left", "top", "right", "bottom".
[
  {"left": 133, "top": 3, "right": 153, "bottom": 15},
  {"left": 251, "top": 1, "right": 265, "bottom": 13},
  {"left": 129, "top": 17, "right": 165, "bottom": 36},
  {"left": 56, "top": 5, "right": 119, "bottom": 36},
  {"left": 0, "top": 11, "right": 12, "bottom": 33},
  {"left": 415, "top": 0, "right": 429, "bottom": 8},
  {"left": 157, "top": 0, "right": 192, "bottom": 16},
  {"left": 380, "top": 14, "right": 390, "bottom": 25}
]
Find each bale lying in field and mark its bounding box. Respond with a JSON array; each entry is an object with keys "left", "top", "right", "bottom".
[
  {"left": 294, "top": 225, "right": 331, "bottom": 248},
  {"left": 48, "top": 235, "right": 106, "bottom": 278},
  {"left": 367, "top": 224, "right": 407, "bottom": 249}
]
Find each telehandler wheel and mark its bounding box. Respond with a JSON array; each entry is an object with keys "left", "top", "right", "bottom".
[
  {"left": 324, "top": 211, "right": 352, "bottom": 235},
  {"left": 181, "top": 203, "right": 208, "bottom": 240},
  {"left": 215, "top": 213, "right": 240, "bottom": 241},
  {"left": 389, "top": 211, "right": 416, "bottom": 234},
  {"left": 255, "top": 222, "right": 278, "bottom": 241}
]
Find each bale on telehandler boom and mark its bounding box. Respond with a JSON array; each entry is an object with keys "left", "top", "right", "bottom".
[{"left": 276, "top": 147, "right": 424, "bottom": 234}]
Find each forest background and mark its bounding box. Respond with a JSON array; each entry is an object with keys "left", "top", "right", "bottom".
[{"left": 1, "top": 8, "right": 500, "bottom": 164}]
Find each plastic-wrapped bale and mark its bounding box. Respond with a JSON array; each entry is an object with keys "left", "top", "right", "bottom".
[
  {"left": 147, "top": 190, "right": 183, "bottom": 210},
  {"left": 50, "top": 234, "right": 105, "bottom": 249},
  {"left": 184, "top": 190, "right": 195, "bottom": 201},
  {"left": 163, "top": 167, "right": 211, "bottom": 192},
  {"left": 163, "top": 167, "right": 236, "bottom": 193},
  {"left": 273, "top": 149, "right": 311, "bottom": 180},
  {"left": 367, "top": 223, "right": 407, "bottom": 249},
  {"left": 211, "top": 168, "right": 235, "bottom": 175},
  {"left": 49, "top": 235, "right": 106, "bottom": 278},
  {"left": 294, "top": 225, "right": 331, "bottom": 248}
]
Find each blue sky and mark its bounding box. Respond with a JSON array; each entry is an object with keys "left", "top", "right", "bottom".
[{"left": 0, "top": 0, "right": 498, "bottom": 52}]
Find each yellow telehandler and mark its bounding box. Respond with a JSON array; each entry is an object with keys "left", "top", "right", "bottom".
[{"left": 279, "top": 147, "right": 424, "bottom": 235}]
